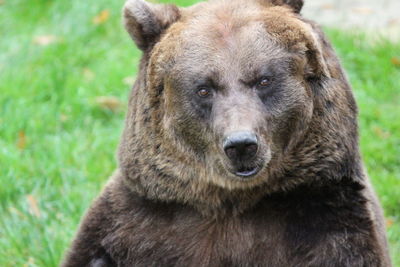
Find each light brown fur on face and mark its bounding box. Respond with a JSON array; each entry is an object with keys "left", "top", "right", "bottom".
[
  {"left": 62, "top": 0, "right": 391, "bottom": 266},
  {"left": 127, "top": 0, "right": 320, "bottom": 194}
]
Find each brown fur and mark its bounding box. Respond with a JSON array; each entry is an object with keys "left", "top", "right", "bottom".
[{"left": 62, "top": 0, "right": 391, "bottom": 266}]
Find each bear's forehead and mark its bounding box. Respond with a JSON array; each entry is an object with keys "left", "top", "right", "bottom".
[
  {"left": 175, "top": 25, "right": 285, "bottom": 77},
  {"left": 154, "top": 0, "right": 308, "bottom": 80},
  {"left": 169, "top": 16, "right": 287, "bottom": 77},
  {"left": 181, "top": 1, "right": 268, "bottom": 47},
  {"left": 168, "top": 1, "right": 302, "bottom": 63}
]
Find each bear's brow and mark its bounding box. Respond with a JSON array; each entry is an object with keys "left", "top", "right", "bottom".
[{"left": 208, "top": 5, "right": 250, "bottom": 47}]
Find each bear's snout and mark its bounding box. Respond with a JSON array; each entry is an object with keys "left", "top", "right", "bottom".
[
  {"left": 222, "top": 131, "right": 261, "bottom": 178},
  {"left": 223, "top": 131, "right": 258, "bottom": 161}
]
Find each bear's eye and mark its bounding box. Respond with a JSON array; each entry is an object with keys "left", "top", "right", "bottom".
[
  {"left": 197, "top": 87, "right": 211, "bottom": 98},
  {"left": 257, "top": 77, "right": 270, "bottom": 88}
]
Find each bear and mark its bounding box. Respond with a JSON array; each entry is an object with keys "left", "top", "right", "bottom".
[{"left": 61, "top": 0, "right": 392, "bottom": 266}]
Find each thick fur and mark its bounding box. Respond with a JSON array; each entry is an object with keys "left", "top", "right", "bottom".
[{"left": 62, "top": 0, "right": 391, "bottom": 266}]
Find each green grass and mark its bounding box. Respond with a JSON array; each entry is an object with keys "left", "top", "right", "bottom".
[{"left": 0, "top": 0, "right": 399, "bottom": 266}]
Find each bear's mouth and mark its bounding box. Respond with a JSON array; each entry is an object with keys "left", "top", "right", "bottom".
[{"left": 235, "top": 166, "right": 260, "bottom": 178}]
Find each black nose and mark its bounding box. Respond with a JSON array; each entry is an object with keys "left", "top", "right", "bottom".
[{"left": 223, "top": 132, "right": 258, "bottom": 162}]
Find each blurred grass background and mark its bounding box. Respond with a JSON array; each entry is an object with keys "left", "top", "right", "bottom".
[{"left": 0, "top": 0, "right": 399, "bottom": 266}]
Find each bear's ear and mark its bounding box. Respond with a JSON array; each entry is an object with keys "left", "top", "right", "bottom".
[
  {"left": 303, "top": 28, "right": 330, "bottom": 79},
  {"left": 270, "top": 0, "right": 304, "bottom": 13},
  {"left": 123, "top": 0, "right": 180, "bottom": 51}
]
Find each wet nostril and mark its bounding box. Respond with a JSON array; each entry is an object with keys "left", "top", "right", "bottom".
[
  {"left": 225, "top": 147, "right": 237, "bottom": 160},
  {"left": 245, "top": 144, "right": 258, "bottom": 157},
  {"left": 223, "top": 131, "right": 258, "bottom": 161}
]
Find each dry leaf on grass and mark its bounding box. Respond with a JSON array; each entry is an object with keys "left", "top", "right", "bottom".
[
  {"left": 391, "top": 57, "right": 400, "bottom": 67},
  {"left": 372, "top": 126, "right": 391, "bottom": 139},
  {"left": 352, "top": 7, "right": 374, "bottom": 15},
  {"left": 386, "top": 218, "right": 394, "bottom": 228},
  {"left": 17, "top": 130, "right": 27, "bottom": 150},
  {"left": 9, "top": 206, "right": 24, "bottom": 217},
  {"left": 83, "top": 68, "right": 95, "bottom": 81},
  {"left": 95, "top": 96, "right": 121, "bottom": 112},
  {"left": 26, "top": 195, "right": 41, "bottom": 218},
  {"left": 123, "top": 76, "right": 136, "bottom": 86},
  {"left": 23, "top": 257, "right": 35, "bottom": 267},
  {"left": 33, "top": 35, "right": 58, "bottom": 46},
  {"left": 387, "top": 18, "right": 400, "bottom": 27},
  {"left": 320, "top": 4, "right": 334, "bottom": 10},
  {"left": 60, "top": 113, "right": 69, "bottom": 122},
  {"left": 93, "top": 9, "right": 110, "bottom": 25}
]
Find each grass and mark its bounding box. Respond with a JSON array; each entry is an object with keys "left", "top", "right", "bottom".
[{"left": 0, "top": 0, "right": 399, "bottom": 266}]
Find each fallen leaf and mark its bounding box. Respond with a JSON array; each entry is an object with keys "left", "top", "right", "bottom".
[
  {"left": 33, "top": 35, "right": 58, "bottom": 46},
  {"left": 95, "top": 96, "right": 121, "bottom": 112},
  {"left": 60, "top": 113, "right": 69, "bottom": 122},
  {"left": 17, "top": 131, "right": 26, "bottom": 150},
  {"left": 56, "top": 212, "right": 64, "bottom": 220},
  {"left": 386, "top": 218, "right": 394, "bottom": 228},
  {"left": 93, "top": 9, "right": 110, "bottom": 25},
  {"left": 83, "top": 68, "right": 95, "bottom": 81},
  {"left": 26, "top": 195, "right": 41, "bottom": 218},
  {"left": 391, "top": 57, "right": 400, "bottom": 67},
  {"left": 23, "top": 257, "right": 35, "bottom": 267},
  {"left": 320, "top": 4, "right": 334, "bottom": 10},
  {"left": 372, "top": 126, "right": 391, "bottom": 139},
  {"left": 9, "top": 207, "right": 24, "bottom": 217},
  {"left": 387, "top": 18, "right": 400, "bottom": 27},
  {"left": 352, "top": 7, "right": 373, "bottom": 15},
  {"left": 123, "top": 76, "right": 136, "bottom": 86}
]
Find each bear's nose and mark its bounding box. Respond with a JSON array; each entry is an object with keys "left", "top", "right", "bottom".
[{"left": 223, "top": 131, "right": 258, "bottom": 162}]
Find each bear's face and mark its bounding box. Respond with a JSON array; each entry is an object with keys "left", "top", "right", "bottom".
[
  {"left": 123, "top": 0, "right": 330, "bottom": 189},
  {"left": 162, "top": 20, "right": 314, "bottom": 181}
]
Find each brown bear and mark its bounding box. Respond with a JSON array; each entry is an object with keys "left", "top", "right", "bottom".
[{"left": 62, "top": 0, "right": 392, "bottom": 266}]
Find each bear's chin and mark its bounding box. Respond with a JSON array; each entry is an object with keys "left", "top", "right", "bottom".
[
  {"left": 210, "top": 172, "right": 269, "bottom": 191},
  {"left": 218, "top": 147, "right": 272, "bottom": 185},
  {"left": 208, "top": 163, "right": 270, "bottom": 190},
  {"left": 234, "top": 166, "right": 261, "bottom": 178},
  {"left": 224, "top": 162, "right": 265, "bottom": 180}
]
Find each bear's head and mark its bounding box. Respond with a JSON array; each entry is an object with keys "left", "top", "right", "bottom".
[{"left": 119, "top": 0, "right": 360, "bottom": 215}]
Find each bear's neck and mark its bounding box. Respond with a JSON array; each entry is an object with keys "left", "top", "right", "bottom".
[{"left": 118, "top": 143, "right": 363, "bottom": 218}]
